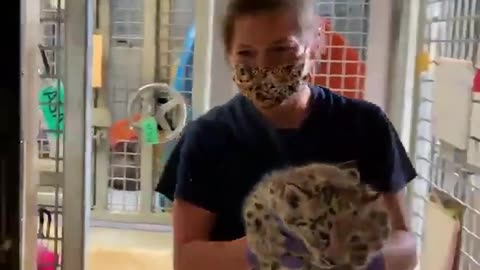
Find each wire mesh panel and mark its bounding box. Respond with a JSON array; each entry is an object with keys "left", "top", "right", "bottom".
[
  {"left": 105, "top": 0, "right": 145, "bottom": 213},
  {"left": 36, "top": 0, "right": 65, "bottom": 269},
  {"left": 311, "top": 0, "right": 369, "bottom": 99},
  {"left": 109, "top": 0, "right": 144, "bottom": 121},
  {"left": 154, "top": 0, "right": 194, "bottom": 213},
  {"left": 108, "top": 141, "right": 142, "bottom": 211},
  {"left": 411, "top": 0, "right": 480, "bottom": 268},
  {"left": 97, "top": 0, "right": 194, "bottom": 217}
]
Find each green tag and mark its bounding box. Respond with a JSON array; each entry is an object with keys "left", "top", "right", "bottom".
[
  {"left": 141, "top": 116, "right": 160, "bottom": 145},
  {"left": 38, "top": 81, "right": 65, "bottom": 137}
]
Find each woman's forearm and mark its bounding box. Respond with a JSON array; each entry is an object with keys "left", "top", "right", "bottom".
[
  {"left": 175, "top": 237, "right": 249, "bottom": 270},
  {"left": 382, "top": 230, "right": 418, "bottom": 270}
]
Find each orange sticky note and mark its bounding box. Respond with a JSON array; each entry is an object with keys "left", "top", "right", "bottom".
[{"left": 93, "top": 34, "right": 103, "bottom": 88}]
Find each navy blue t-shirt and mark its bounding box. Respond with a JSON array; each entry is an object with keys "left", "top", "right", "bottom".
[{"left": 155, "top": 86, "right": 416, "bottom": 241}]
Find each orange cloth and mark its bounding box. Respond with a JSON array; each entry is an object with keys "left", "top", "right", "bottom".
[
  {"left": 108, "top": 114, "right": 141, "bottom": 147},
  {"left": 310, "top": 19, "right": 366, "bottom": 99}
]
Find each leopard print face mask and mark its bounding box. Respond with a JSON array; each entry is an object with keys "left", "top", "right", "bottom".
[{"left": 232, "top": 53, "right": 311, "bottom": 109}]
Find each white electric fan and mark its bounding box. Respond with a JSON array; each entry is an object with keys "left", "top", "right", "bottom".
[{"left": 127, "top": 83, "right": 187, "bottom": 143}]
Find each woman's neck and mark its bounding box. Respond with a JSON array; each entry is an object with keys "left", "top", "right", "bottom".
[{"left": 258, "top": 85, "right": 312, "bottom": 129}]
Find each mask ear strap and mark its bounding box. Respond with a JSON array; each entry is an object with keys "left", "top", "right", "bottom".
[
  {"left": 312, "top": 16, "right": 329, "bottom": 58},
  {"left": 305, "top": 17, "right": 330, "bottom": 77}
]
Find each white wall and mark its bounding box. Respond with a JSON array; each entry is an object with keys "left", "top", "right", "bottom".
[{"left": 192, "top": 0, "right": 236, "bottom": 118}]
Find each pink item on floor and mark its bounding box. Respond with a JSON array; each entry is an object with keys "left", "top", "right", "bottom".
[{"left": 37, "top": 243, "right": 57, "bottom": 270}]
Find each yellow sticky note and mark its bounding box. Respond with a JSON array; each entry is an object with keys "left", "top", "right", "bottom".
[
  {"left": 93, "top": 34, "right": 103, "bottom": 88},
  {"left": 416, "top": 52, "right": 431, "bottom": 75}
]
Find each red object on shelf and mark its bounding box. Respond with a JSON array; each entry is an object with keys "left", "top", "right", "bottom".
[
  {"left": 37, "top": 243, "right": 58, "bottom": 270},
  {"left": 310, "top": 17, "right": 366, "bottom": 100},
  {"left": 473, "top": 69, "right": 480, "bottom": 93},
  {"left": 109, "top": 113, "right": 141, "bottom": 147}
]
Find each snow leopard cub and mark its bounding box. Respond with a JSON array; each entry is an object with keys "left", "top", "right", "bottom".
[{"left": 243, "top": 162, "right": 391, "bottom": 270}]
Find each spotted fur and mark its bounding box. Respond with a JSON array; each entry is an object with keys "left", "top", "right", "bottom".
[
  {"left": 233, "top": 63, "right": 308, "bottom": 108},
  {"left": 242, "top": 163, "right": 391, "bottom": 270}
]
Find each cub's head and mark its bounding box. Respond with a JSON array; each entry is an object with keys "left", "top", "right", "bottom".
[
  {"left": 268, "top": 162, "right": 361, "bottom": 213},
  {"left": 265, "top": 164, "right": 355, "bottom": 234},
  {"left": 266, "top": 163, "right": 380, "bottom": 253}
]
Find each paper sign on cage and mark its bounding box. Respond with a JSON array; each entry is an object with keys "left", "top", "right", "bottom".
[
  {"left": 421, "top": 188, "right": 465, "bottom": 270},
  {"left": 467, "top": 139, "right": 480, "bottom": 168},
  {"left": 38, "top": 81, "right": 64, "bottom": 137},
  {"left": 93, "top": 34, "right": 103, "bottom": 88},
  {"left": 141, "top": 116, "right": 160, "bottom": 145},
  {"left": 432, "top": 57, "right": 475, "bottom": 150}
]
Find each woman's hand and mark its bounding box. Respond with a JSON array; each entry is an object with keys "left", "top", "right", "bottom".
[
  {"left": 368, "top": 231, "right": 418, "bottom": 270},
  {"left": 380, "top": 231, "right": 418, "bottom": 270},
  {"left": 380, "top": 192, "right": 418, "bottom": 270}
]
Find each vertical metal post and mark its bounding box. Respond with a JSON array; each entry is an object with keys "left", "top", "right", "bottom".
[
  {"left": 408, "top": 0, "right": 428, "bottom": 160},
  {"left": 209, "top": 0, "right": 237, "bottom": 107},
  {"left": 365, "top": 0, "right": 421, "bottom": 145},
  {"left": 62, "top": 0, "right": 93, "bottom": 269},
  {"left": 20, "top": 0, "right": 42, "bottom": 268},
  {"left": 92, "top": 0, "right": 111, "bottom": 213},
  {"left": 406, "top": 0, "right": 427, "bottom": 214},
  {"left": 395, "top": 0, "right": 422, "bottom": 146},
  {"left": 192, "top": 0, "right": 235, "bottom": 116},
  {"left": 364, "top": 0, "right": 396, "bottom": 109},
  {"left": 385, "top": 0, "right": 417, "bottom": 134},
  {"left": 139, "top": 0, "right": 157, "bottom": 215},
  {"left": 192, "top": 0, "right": 214, "bottom": 117}
]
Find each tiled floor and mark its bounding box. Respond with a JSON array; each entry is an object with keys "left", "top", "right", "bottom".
[
  {"left": 39, "top": 225, "right": 173, "bottom": 270},
  {"left": 89, "top": 227, "right": 172, "bottom": 250},
  {"left": 88, "top": 227, "right": 173, "bottom": 270}
]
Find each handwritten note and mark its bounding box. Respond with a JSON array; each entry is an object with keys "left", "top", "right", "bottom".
[
  {"left": 38, "top": 81, "right": 64, "bottom": 137},
  {"left": 141, "top": 116, "right": 160, "bottom": 145}
]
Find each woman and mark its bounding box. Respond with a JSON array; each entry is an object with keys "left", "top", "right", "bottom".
[{"left": 156, "top": 0, "right": 418, "bottom": 269}]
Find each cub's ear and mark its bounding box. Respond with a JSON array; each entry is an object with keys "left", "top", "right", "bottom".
[
  {"left": 336, "top": 160, "right": 358, "bottom": 170},
  {"left": 341, "top": 167, "right": 361, "bottom": 181},
  {"left": 337, "top": 161, "right": 360, "bottom": 180}
]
